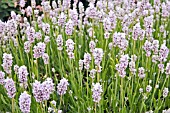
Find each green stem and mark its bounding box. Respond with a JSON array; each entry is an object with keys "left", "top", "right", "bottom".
[
  {"left": 12, "top": 98, "right": 14, "bottom": 113},
  {"left": 58, "top": 95, "right": 62, "bottom": 110},
  {"left": 121, "top": 78, "right": 124, "bottom": 112},
  {"left": 87, "top": 70, "right": 89, "bottom": 99},
  {"left": 140, "top": 101, "right": 144, "bottom": 113},
  {"left": 94, "top": 103, "right": 97, "bottom": 113},
  {"left": 150, "top": 70, "right": 160, "bottom": 107},
  {"left": 36, "top": 59, "right": 39, "bottom": 80}
]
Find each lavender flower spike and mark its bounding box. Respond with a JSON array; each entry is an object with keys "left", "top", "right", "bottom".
[{"left": 19, "top": 91, "right": 31, "bottom": 113}]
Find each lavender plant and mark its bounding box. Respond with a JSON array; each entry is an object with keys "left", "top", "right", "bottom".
[{"left": 0, "top": 0, "right": 170, "bottom": 113}]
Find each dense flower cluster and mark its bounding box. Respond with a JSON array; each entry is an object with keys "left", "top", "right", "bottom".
[
  {"left": 57, "top": 78, "right": 69, "bottom": 96},
  {"left": 56, "top": 35, "right": 63, "bottom": 51},
  {"left": 33, "top": 42, "right": 46, "bottom": 59},
  {"left": 33, "top": 78, "right": 54, "bottom": 102},
  {"left": 93, "top": 48, "right": 104, "bottom": 66},
  {"left": 92, "top": 83, "right": 103, "bottom": 103},
  {"left": 18, "top": 65, "right": 29, "bottom": 84},
  {"left": 113, "top": 32, "right": 128, "bottom": 51},
  {"left": 19, "top": 91, "right": 31, "bottom": 113},
  {"left": 2, "top": 53, "right": 13, "bottom": 74},
  {"left": 4, "top": 78, "right": 16, "bottom": 98},
  {"left": 0, "top": 0, "right": 169, "bottom": 112},
  {"left": 65, "top": 39, "right": 75, "bottom": 59},
  {"left": 83, "top": 53, "right": 91, "bottom": 70},
  {"left": 116, "top": 54, "right": 129, "bottom": 78}
]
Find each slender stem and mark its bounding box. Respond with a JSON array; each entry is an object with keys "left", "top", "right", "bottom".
[
  {"left": 161, "top": 77, "right": 167, "bottom": 91},
  {"left": 12, "top": 98, "right": 14, "bottom": 113},
  {"left": 94, "top": 103, "right": 97, "bottom": 113},
  {"left": 133, "top": 40, "right": 136, "bottom": 54},
  {"left": 58, "top": 51, "right": 62, "bottom": 76},
  {"left": 114, "top": 74, "right": 118, "bottom": 109},
  {"left": 45, "top": 100, "right": 47, "bottom": 112},
  {"left": 27, "top": 53, "right": 31, "bottom": 74},
  {"left": 121, "top": 78, "right": 124, "bottom": 111},
  {"left": 59, "top": 95, "right": 62, "bottom": 110},
  {"left": 45, "top": 65, "right": 48, "bottom": 77},
  {"left": 40, "top": 102, "right": 44, "bottom": 113},
  {"left": 102, "top": 39, "right": 108, "bottom": 70},
  {"left": 87, "top": 70, "right": 89, "bottom": 99},
  {"left": 140, "top": 101, "right": 144, "bottom": 113},
  {"left": 150, "top": 70, "right": 160, "bottom": 107},
  {"left": 97, "top": 69, "right": 100, "bottom": 82},
  {"left": 36, "top": 59, "right": 39, "bottom": 80}
]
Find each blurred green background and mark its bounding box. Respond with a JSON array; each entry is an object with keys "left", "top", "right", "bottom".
[
  {"left": 0, "top": 0, "right": 89, "bottom": 21},
  {"left": 0, "top": 0, "right": 19, "bottom": 21}
]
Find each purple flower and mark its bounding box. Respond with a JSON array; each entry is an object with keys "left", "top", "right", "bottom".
[
  {"left": 52, "top": 1, "right": 57, "bottom": 9},
  {"left": 35, "top": 31, "right": 42, "bottom": 40},
  {"left": 158, "top": 43, "right": 169, "bottom": 62},
  {"left": 79, "top": 59, "right": 84, "bottom": 70},
  {"left": 158, "top": 63, "right": 164, "bottom": 73},
  {"left": 79, "top": 2, "right": 84, "bottom": 15},
  {"left": 62, "top": 0, "right": 71, "bottom": 11},
  {"left": 42, "top": 78, "right": 55, "bottom": 100},
  {"left": 132, "top": 23, "right": 144, "bottom": 41},
  {"left": 93, "top": 48, "right": 104, "bottom": 66},
  {"left": 92, "top": 83, "right": 103, "bottom": 103},
  {"left": 143, "top": 40, "right": 152, "bottom": 57},
  {"left": 33, "top": 78, "right": 54, "bottom": 102},
  {"left": 19, "top": 91, "right": 31, "bottom": 113},
  {"left": 85, "top": 3, "right": 97, "bottom": 19},
  {"left": 103, "top": 18, "right": 111, "bottom": 32},
  {"left": 42, "top": 1, "right": 51, "bottom": 13},
  {"left": 66, "top": 39, "right": 75, "bottom": 59},
  {"left": 57, "top": 78, "right": 69, "bottom": 96},
  {"left": 33, "top": 80, "right": 45, "bottom": 102},
  {"left": 129, "top": 61, "right": 136, "bottom": 75},
  {"left": 4, "top": 78, "right": 16, "bottom": 98},
  {"left": 56, "top": 35, "right": 63, "bottom": 51},
  {"left": 152, "top": 40, "right": 159, "bottom": 54},
  {"left": 24, "top": 41, "right": 31, "bottom": 53},
  {"left": 65, "top": 19, "right": 74, "bottom": 36},
  {"left": 116, "top": 54, "right": 129, "bottom": 78},
  {"left": 69, "top": 9, "right": 78, "bottom": 26},
  {"left": 90, "top": 69, "right": 96, "bottom": 79},
  {"left": 26, "top": 6, "right": 32, "bottom": 16},
  {"left": 163, "top": 88, "right": 169, "bottom": 98},
  {"left": 13, "top": 65, "right": 19, "bottom": 74},
  {"left": 19, "top": 0, "right": 26, "bottom": 8},
  {"left": 26, "top": 27, "right": 35, "bottom": 43},
  {"left": 83, "top": 53, "right": 91, "bottom": 70},
  {"left": 0, "top": 71, "right": 5, "bottom": 85},
  {"left": 2, "top": 53, "right": 13, "bottom": 74},
  {"left": 42, "top": 23, "right": 50, "bottom": 35},
  {"left": 165, "top": 62, "right": 170, "bottom": 75},
  {"left": 138, "top": 67, "right": 145, "bottom": 78},
  {"left": 58, "top": 12, "right": 66, "bottom": 27},
  {"left": 42, "top": 53, "right": 49, "bottom": 65},
  {"left": 89, "top": 41, "right": 96, "bottom": 52},
  {"left": 146, "top": 85, "right": 152, "bottom": 92},
  {"left": 44, "top": 36, "right": 50, "bottom": 44},
  {"left": 33, "top": 42, "right": 46, "bottom": 58},
  {"left": 18, "top": 65, "right": 29, "bottom": 84},
  {"left": 113, "top": 32, "right": 128, "bottom": 51},
  {"left": 31, "top": 0, "right": 36, "bottom": 8}
]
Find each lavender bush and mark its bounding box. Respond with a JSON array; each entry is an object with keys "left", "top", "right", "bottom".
[{"left": 0, "top": 0, "right": 170, "bottom": 113}]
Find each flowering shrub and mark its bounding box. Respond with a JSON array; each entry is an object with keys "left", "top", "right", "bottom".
[{"left": 0, "top": 0, "right": 170, "bottom": 113}]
